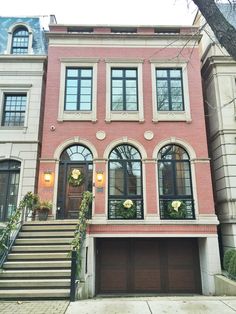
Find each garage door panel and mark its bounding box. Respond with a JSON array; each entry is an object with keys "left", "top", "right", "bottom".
[
  {"left": 134, "top": 270, "right": 161, "bottom": 291},
  {"left": 168, "top": 270, "right": 196, "bottom": 291},
  {"left": 101, "top": 270, "right": 128, "bottom": 291}
]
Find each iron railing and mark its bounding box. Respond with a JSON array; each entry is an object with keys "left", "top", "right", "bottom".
[
  {"left": 108, "top": 198, "right": 144, "bottom": 219},
  {"left": 159, "top": 199, "right": 195, "bottom": 220}
]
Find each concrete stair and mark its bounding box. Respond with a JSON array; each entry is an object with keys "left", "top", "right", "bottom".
[{"left": 0, "top": 220, "right": 77, "bottom": 299}]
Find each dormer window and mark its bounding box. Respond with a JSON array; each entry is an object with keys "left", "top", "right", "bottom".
[{"left": 11, "top": 27, "right": 29, "bottom": 55}]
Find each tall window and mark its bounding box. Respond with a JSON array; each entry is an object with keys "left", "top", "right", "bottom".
[
  {"left": 65, "top": 68, "right": 92, "bottom": 111},
  {"left": 108, "top": 144, "right": 143, "bottom": 219},
  {"left": 0, "top": 160, "right": 20, "bottom": 221},
  {"left": 111, "top": 68, "right": 138, "bottom": 111},
  {"left": 2, "top": 94, "right": 26, "bottom": 126},
  {"left": 11, "top": 27, "right": 29, "bottom": 54},
  {"left": 158, "top": 144, "right": 194, "bottom": 219},
  {"left": 156, "top": 68, "right": 184, "bottom": 111}
]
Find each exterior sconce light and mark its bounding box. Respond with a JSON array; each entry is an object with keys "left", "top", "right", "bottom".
[
  {"left": 42, "top": 171, "right": 54, "bottom": 187},
  {"left": 96, "top": 171, "right": 104, "bottom": 189}
]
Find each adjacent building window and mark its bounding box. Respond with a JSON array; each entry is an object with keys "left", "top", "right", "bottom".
[
  {"left": 65, "top": 67, "right": 93, "bottom": 111},
  {"left": 108, "top": 144, "right": 143, "bottom": 219},
  {"left": 158, "top": 144, "right": 195, "bottom": 219},
  {"left": 0, "top": 160, "right": 20, "bottom": 221},
  {"left": 11, "top": 27, "right": 29, "bottom": 55},
  {"left": 156, "top": 68, "right": 184, "bottom": 111},
  {"left": 111, "top": 68, "right": 138, "bottom": 111},
  {"left": 2, "top": 94, "right": 26, "bottom": 126}
]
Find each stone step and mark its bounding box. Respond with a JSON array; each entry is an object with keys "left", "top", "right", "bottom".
[
  {"left": 11, "top": 245, "right": 71, "bottom": 252},
  {"left": 18, "top": 231, "right": 74, "bottom": 238},
  {"left": 0, "top": 279, "right": 70, "bottom": 288},
  {"left": 7, "top": 252, "right": 70, "bottom": 260},
  {"left": 0, "top": 269, "right": 71, "bottom": 278},
  {"left": 3, "top": 260, "right": 71, "bottom": 269},
  {"left": 15, "top": 238, "right": 73, "bottom": 245},
  {"left": 22, "top": 225, "right": 77, "bottom": 231},
  {"left": 0, "top": 288, "right": 70, "bottom": 298}
]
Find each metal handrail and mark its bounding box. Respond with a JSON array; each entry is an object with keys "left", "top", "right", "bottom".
[{"left": 0, "top": 205, "right": 30, "bottom": 268}]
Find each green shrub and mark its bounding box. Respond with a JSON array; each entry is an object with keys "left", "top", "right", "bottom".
[
  {"left": 228, "top": 253, "right": 236, "bottom": 279},
  {"left": 223, "top": 249, "right": 236, "bottom": 271}
]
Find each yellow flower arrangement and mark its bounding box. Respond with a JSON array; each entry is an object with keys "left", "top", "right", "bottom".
[{"left": 68, "top": 168, "right": 84, "bottom": 187}]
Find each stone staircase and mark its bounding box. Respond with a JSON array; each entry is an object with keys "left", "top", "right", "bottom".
[{"left": 0, "top": 220, "right": 77, "bottom": 299}]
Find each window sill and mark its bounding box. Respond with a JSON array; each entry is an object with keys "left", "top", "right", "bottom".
[
  {"left": 106, "top": 111, "right": 144, "bottom": 122},
  {"left": 58, "top": 111, "right": 96, "bottom": 122},
  {"left": 153, "top": 111, "right": 191, "bottom": 123}
]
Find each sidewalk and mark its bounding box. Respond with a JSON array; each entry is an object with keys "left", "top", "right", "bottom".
[
  {"left": 66, "top": 296, "right": 236, "bottom": 314},
  {"left": 1, "top": 297, "right": 236, "bottom": 314}
]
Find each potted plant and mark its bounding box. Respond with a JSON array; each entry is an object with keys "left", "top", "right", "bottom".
[
  {"left": 167, "top": 200, "right": 187, "bottom": 219},
  {"left": 116, "top": 199, "right": 136, "bottom": 219},
  {"left": 36, "top": 200, "right": 52, "bottom": 221}
]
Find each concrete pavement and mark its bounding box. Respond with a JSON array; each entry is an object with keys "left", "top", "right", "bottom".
[
  {"left": 1, "top": 297, "right": 236, "bottom": 313},
  {"left": 66, "top": 296, "right": 236, "bottom": 314}
]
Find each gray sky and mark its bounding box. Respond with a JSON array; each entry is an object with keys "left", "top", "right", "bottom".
[{"left": 1, "top": 0, "right": 197, "bottom": 25}]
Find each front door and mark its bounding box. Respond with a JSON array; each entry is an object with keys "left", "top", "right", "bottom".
[{"left": 65, "top": 164, "right": 87, "bottom": 219}]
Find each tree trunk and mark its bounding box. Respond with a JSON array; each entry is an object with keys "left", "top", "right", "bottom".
[{"left": 193, "top": 0, "right": 236, "bottom": 60}]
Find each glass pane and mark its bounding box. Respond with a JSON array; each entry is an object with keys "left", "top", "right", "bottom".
[
  {"left": 126, "top": 102, "right": 138, "bottom": 110},
  {"left": 158, "top": 162, "right": 174, "bottom": 195},
  {"left": 65, "top": 102, "right": 77, "bottom": 110},
  {"left": 80, "top": 95, "right": 91, "bottom": 102},
  {"left": 125, "top": 69, "right": 137, "bottom": 78},
  {"left": 127, "top": 161, "right": 141, "bottom": 195},
  {"left": 126, "top": 80, "right": 136, "bottom": 88},
  {"left": 171, "top": 80, "right": 181, "bottom": 88},
  {"left": 80, "top": 103, "right": 91, "bottom": 110},
  {"left": 81, "top": 69, "right": 92, "bottom": 77},
  {"left": 61, "top": 145, "right": 93, "bottom": 161},
  {"left": 170, "top": 69, "right": 181, "bottom": 78},
  {"left": 126, "top": 95, "right": 137, "bottom": 103},
  {"left": 66, "top": 95, "right": 77, "bottom": 102},
  {"left": 80, "top": 87, "right": 91, "bottom": 95},
  {"left": 66, "top": 79, "right": 77, "bottom": 87},
  {"left": 109, "top": 162, "right": 124, "bottom": 195},
  {"left": 112, "top": 69, "right": 123, "bottom": 77},
  {"left": 156, "top": 69, "right": 168, "bottom": 77},
  {"left": 66, "top": 87, "right": 78, "bottom": 94},
  {"left": 158, "top": 145, "right": 189, "bottom": 160},
  {"left": 112, "top": 80, "right": 123, "bottom": 87},
  {"left": 176, "top": 162, "right": 192, "bottom": 195},
  {"left": 126, "top": 86, "right": 137, "bottom": 95},
  {"left": 81, "top": 80, "right": 91, "bottom": 87},
  {"left": 112, "top": 87, "right": 123, "bottom": 95},
  {"left": 67, "top": 69, "right": 78, "bottom": 77}
]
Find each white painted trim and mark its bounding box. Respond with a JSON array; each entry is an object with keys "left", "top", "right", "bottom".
[
  {"left": 89, "top": 233, "right": 218, "bottom": 238},
  {"left": 151, "top": 61, "right": 192, "bottom": 122},
  {"left": 105, "top": 61, "right": 144, "bottom": 122},
  {"left": 58, "top": 59, "right": 98, "bottom": 122}
]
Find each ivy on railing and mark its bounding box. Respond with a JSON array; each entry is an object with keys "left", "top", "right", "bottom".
[
  {"left": 0, "top": 192, "right": 39, "bottom": 266},
  {"left": 70, "top": 191, "right": 93, "bottom": 277}
]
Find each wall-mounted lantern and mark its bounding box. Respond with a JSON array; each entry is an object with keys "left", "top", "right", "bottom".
[
  {"left": 42, "top": 170, "right": 54, "bottom": 187},
  {"left": 95, "top": 171, "right": 105, "bottom": 189}
]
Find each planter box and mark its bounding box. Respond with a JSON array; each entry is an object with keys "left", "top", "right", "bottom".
[{"left": 215, "top": 274, "right": 236, "bottom": 296}]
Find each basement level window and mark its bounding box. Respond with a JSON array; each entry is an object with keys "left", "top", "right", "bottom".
[
  {"left": 111, "top": 27, "right": 137, "bottom": 34},
  {"left": 67, "top": 27, "right": 94, "bottom": 33},
  {"left": 155, "top": 28, "right": 180, "bottom": 34}
]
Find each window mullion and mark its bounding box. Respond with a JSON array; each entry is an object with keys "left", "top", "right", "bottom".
[
  {"left": 77, "top": 70, "right": 81, "bottom": 111},
  {"left": 167, "top": 70, "right": 172, "bottom": 111},
  {"left": 123, "top": 70, "right": 126, "bottom": 111}
]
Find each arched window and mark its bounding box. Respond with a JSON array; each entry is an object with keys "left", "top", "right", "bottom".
[
  {"left": 108, "top": 144, "right": 143, "bottom": 219},
  {"left": 57, "top": 145, "right": 93, "bottom": 219},
  {"left": 11, "top": 27, "right": 29, "bottom": 54},
  {"left": 158, "top": 144, "right": 194, "bottom": 219},
  {"left": 0, "top": 160, "right": 21, "bottom": 221}
]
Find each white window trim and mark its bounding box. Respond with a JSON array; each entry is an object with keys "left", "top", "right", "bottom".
[
  {"left": 151, "top": 61, "right": 191, "bottom": 122},
  {"left": 105, "top": 59, "right": 144, "bottom": 122},
  {"left": 58, "top": 58, "right": 98, "bottom": 122},
  {"left": 0, "top": 84, "right": 31, "bottom": 130},
  {"left": 6, "top": 23, "right": 33, "bottom": 55}
]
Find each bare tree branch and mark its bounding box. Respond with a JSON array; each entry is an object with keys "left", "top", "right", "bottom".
[{"left": 192, "top": 0, "right": 236, "bottom": 60}]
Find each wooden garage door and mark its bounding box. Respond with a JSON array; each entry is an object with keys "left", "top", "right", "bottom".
[{"left": 96, "top": 238, "right": 201, "bottom": 294}]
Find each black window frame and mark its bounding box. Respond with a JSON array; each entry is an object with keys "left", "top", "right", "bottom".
[
  {"left": 11, "top": 27, "right": 29, "bottom": 55},
  {"left": 156, "top": 68, "right": 184, "bottom": 111},
  {"left": 2, "top": 93, "right": 27, "bottom": 127},
  {"left": 64, "top": 67, "right": 93, "bottom": 111},
  {"left": 111, "top": 68, "right": 138, "bottom": 111},
  {"left": 158, "top": 144, "right": 195, "bottom": 219}
]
